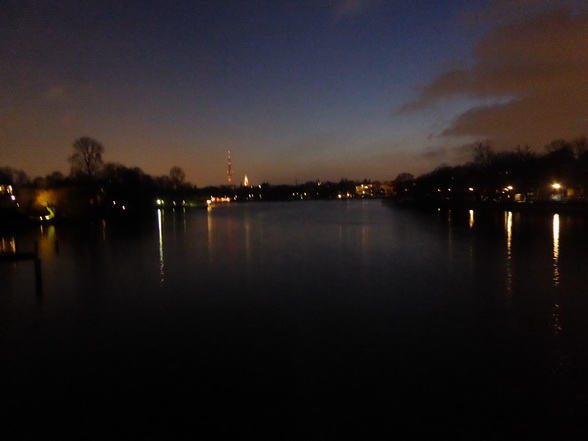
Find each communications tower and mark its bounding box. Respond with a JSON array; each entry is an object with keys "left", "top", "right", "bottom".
[{"left": 227, "top": 150, "right": 233, "bottom": 183}]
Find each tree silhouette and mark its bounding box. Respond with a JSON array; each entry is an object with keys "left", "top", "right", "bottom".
[
  {"left": 169, "top": 166, "right": 186, "bottom": 189},
  {"left": 69, "top": 136, "right": 104, "bottom": 178},
  {"left": 472, "top": 141, "right": 494, "bottom": 168},
  {"left": 0, "top": 167, "right": 30, "bottom": 186}
]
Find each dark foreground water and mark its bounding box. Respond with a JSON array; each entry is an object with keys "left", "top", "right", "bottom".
[{"left": 2, "top": 200, "right": 588, "bottom": 440}]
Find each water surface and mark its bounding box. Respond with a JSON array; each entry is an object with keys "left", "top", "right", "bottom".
[{"left": 2, "top": 200, "right": 588, "bottom": 439}]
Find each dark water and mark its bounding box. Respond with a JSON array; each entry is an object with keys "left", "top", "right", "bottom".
[{"left": 2, "top": 200, "right": 588, "bottom": 439}]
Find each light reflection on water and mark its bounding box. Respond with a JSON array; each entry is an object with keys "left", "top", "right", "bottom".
[
  {"left": 37, "top": 224, "right": 58, "bottom": 259},
  {"left": 553, "top": 213, "right": 560, "bottom": 287},
  {"left": 206, "top": 205, "right": 213, "bottom": 257},
  {"left": 0, "top": 236, "right": 16, "bottom": 254},
  {"left": 157, "top": 208, "right": 165, "bottom": 285},
  {"left": 2, "top": 201, "right": 588, "bottom": 439},
  {"left": 505, "top": 211, "right": 513, "bottom": 297},
  {"left": 551, "top": 213, "right": 562, "bottom": 336}
]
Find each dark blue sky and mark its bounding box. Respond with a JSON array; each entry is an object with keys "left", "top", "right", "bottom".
[{"left": 2, "top": 0, "right": 587, "bottom": 185}]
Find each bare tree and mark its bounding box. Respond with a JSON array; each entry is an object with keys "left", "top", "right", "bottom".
[
  {"left": 169, "top": 166, "right": 186, "bottom": 189},
  {"left": 472, "top": 141, "right": 494, "bottom": 168},
  {"left": 69, "top": 136, "right": 104, "bottom": 178},
  {"left": 0, "top": 167, "right": 29, "bottom": 186}
]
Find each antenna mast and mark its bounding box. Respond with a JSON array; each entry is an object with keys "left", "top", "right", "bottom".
[{"left": 227, "top": 150, "right": 233, "bottom": 183}]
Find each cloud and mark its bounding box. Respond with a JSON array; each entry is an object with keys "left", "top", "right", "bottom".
[
  {"left": 421, "top": 143, "right": 475, "bottom": 166},
  {"left": 404, "top": 4, "right": 588, "bottom": 148}
]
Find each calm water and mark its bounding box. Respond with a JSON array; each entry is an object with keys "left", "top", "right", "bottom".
[{"left": 2, "top": 200, "right": 588, "bottom": 439}]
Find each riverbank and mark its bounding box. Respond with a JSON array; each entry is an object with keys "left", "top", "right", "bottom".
[{"left": 390, "top": 198, "right": 588, "bottom": 215}]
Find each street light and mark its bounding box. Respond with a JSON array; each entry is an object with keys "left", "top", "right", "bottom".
[{"left": 551, "top": 183, "right": 563, "bottom": 202}]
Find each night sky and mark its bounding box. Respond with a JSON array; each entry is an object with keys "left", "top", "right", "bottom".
[{"left": 2, "top": 0, "right": 587, "bottom": 186}]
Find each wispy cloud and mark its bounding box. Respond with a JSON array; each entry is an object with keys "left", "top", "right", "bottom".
[
  {"left": 421, "top": 143, "right": 479, "bottom": 165},
  {"left": 403, "top": 3, "right": 588, "bottom": 148}
]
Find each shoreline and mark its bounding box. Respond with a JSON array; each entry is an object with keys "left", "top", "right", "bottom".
[{"left": 389, "top": 198, "right": 588, "bottom": 215}]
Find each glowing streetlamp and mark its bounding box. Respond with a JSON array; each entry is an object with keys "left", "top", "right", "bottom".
[{"left": 550, "top": 183, "right": 563, "bottom": 202}]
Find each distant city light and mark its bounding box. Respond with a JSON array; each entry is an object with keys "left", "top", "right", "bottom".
[
  {"left": 552, "top": 183, "right": 561, "bottom": 189},
  {"left": 208, "top": 196, "right": 231, "bottom": 205}
]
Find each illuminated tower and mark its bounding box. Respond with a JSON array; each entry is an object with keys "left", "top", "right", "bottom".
[
  {"left": 243, "top": 175, "right": 249, "bottom": 187},
  {"left": 227, "top": 150, "right": 233, "bottom": 183}
]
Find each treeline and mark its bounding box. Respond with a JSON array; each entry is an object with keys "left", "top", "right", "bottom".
[
  {"left": 0, "top": 162, "right": 200, "bottom": 223},
  {"left": 1, "top": 137, "right": 204, "bottom": 223},
  {"left": 1, "top": 164, "right": 192, "bottom": 195},
  {"left": 1, "top": 136, "right": 395, "bottom": 225},
  {"left": 395, "top": 136, "right": 588, "bottom": 207},
  {"left": 208, "top": 178, "right": 373, "bottom": 202},
  {"left": 1, "top": 136, "right": 192, "bottom": 194}
]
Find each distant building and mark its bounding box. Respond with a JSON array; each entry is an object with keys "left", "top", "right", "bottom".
[
  {"left": 0, "top": 184, "right": 13, "bottom": 195},
  {"left": 0, "top": 184, "right": 16, "bottom": 208},
  {"left": 356, "top": 183, "right": 374, "bottom": 197}
]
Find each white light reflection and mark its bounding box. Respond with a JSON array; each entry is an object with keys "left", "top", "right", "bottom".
[
  {"left": 553, "top": 213, "right": 560, "bottom": 287},
  {"left": 207, "top": 207, "right": 214, "bottom": 258},
  {"left": 469, "top": 210, "right": 475, "bottom": 228},
  {"left": 157, "top": 208, "right": 165, "bottom": 285},
  {"left": 505, "top": 211, "right": 513, "bottom": 296},
  {"left": 506, "top": 211, "right": 512, "bottom": 253}
]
